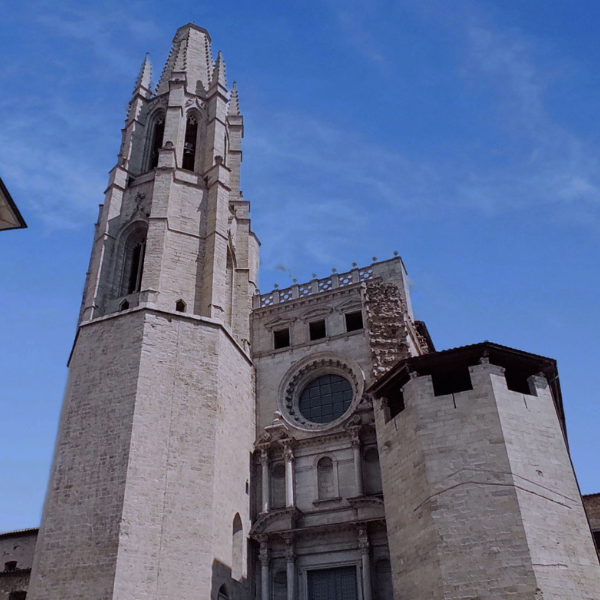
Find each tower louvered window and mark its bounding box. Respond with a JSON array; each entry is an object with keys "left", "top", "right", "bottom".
[
  {"left": 120, "top": 226, "right": 148, "bottom": 297},
  {"left": 127, "top": 240, "right": 146, "bottom": 294},
  {"left": 182, "top": 114, "right": 198, "bottom": 171},
  {"left": 148, "top": 113, "right": 165, "bottom": 170}
]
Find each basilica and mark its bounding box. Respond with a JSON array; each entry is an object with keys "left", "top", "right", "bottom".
[{"left": 1, "top": 24, "right": 599, "bottom": 600}]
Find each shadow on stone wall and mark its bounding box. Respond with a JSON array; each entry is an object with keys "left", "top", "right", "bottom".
[{"left": 211, "top": 557, "right": 252, "bottom": 600}]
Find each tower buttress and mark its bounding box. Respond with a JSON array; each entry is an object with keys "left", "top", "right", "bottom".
[{"left": 227, "top": 81, "right": 243, "bottom": 200}]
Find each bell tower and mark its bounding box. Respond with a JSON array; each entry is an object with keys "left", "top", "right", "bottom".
[{"left": 28, "top": 24, "right": 258, "bottom": 600}]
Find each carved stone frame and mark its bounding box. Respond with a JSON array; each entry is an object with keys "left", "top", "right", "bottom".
[{"left": 278, "top": 352, "right": 365, "bottom": 431}]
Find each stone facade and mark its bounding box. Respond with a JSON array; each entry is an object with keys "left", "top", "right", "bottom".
[
  {"left": 370, "top": 344, "right": 600, "bottom": 599},
  {"left": 4, "top": 22, "right": 600, "bottom": 600},
  {"left": 583, "top": 494, "right": 600, "bottom": 556},
  {"left": 0, "top": 529, "right": 37, "bottom": 600}
]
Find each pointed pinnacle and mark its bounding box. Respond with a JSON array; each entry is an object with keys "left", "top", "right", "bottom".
[
  {"left": 134, "top": 53, "right": 152, "bottom": 92},
  {"left": 211, "top": 50, "right": 227, "bottom": 88},
  {"left": 228, "top": 81, "right": 240, "bottom": 116}
]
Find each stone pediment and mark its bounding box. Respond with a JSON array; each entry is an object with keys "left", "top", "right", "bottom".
[
  {"left": 347, "top": 495, "right": 385, "bottom": 521},
  {"left": 299, "top": 306, "right": 333, "bottom": 322},
  {"left": 250, "top": 507, "right": 303, "bottom": 536},
  {"left": 335, "top": 298, "right": 363, "bottom": 313},
  {"left": 264, "top": 315, "right": 296, "bottom": 331}
]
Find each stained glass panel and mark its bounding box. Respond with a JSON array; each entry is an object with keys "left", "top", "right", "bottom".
[{"left": 299, "top": 375, "right": 353, "bottom": 423}]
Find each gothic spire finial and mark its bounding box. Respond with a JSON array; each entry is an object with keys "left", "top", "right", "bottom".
[
  {"left": 134, "top": 53, "right": 152, "bottom": 93},
  {"left": 228, "top": 81, "right": 240, "bottom": 116},
  {"left": 126, "top": 53, "right": 152, "bottom": 119},
  {"left": 211, "top": 51, "right": 227, "bottom": 89},
  {"left": 157, "top": 24, "right": 213, "bottom": 95}
]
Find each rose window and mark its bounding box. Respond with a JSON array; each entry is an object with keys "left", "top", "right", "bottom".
[{"left": 298, "top": 374, "right": 353, "bottom": 424}]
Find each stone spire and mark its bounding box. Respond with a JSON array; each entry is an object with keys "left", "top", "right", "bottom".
[
  {"left": 228, "top": 81, "right": 240, "bottom": 116},
  {"left": 134, "top": 53, "right": 152, "bottom": 94},
  {"left": 125, "top": 53, "right": 152, "bottom": 123},
  {"left": 210, "top": 51, "right": 227, "bottom": 89},
  {"left": 156, "top": 23, "right": 213, "bottom": 95}
]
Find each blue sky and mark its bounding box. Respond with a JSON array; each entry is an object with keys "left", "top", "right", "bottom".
[{"left": 1, "top": 0, "right": 599, "bottom": 531}]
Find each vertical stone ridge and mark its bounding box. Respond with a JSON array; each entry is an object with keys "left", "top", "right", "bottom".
[
  {"left": 228, "top": 82, "right": 240, "bottom": 116},
  {"left": 173, "top": 30, "right": 188, "bottom": 72},
  {"left": 205, "top": 35, "right": 213, "bottom": 87}
]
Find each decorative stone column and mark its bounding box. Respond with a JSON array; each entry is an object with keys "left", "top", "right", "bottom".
[
  {"left": 258, "top": 536, "right": 270, "bottom": 600},
  {"left": 358, "top": 526, "right": 373, "bottom": 600},
  {"left": 349, "top": 425, "right": 364, "bottom": 496},
  {"left": 282, "top": 442, "right": 295, "bottom": 508},
  {"left": 260, "top": 447, "right": 270, "bottom": 514},
  {"left": 284, "top": 534, "right": 296, "bottom": 600}
]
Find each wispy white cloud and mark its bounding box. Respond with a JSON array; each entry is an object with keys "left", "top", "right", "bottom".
[
  {"left": 326, "top": 0, "right": 387, "bottom": 66},
  {"left": 247, "top": 19, "right": 600, "bottom": 279},
  {"left": 0, "top": 132, "right": 107, "bottom": 231},
  {"left": 335, "top": 10, "right": 386, "bottom": 65},
  {"left": 0, "top": 2, "right": 164, "bottom": 230},
  {"left": 4, "top": 0, "right": 600, "bottom": 242},
  {"left": 457, "top": 18, "right": 600, "bottom": 215},
  {"left": 34, "top": 4, "right": 162, "bottom": 80}
]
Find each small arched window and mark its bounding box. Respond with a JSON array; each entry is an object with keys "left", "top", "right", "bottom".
[
  {"left": 121, "top": 225, "right": 147, "bottom": 296},
  {"left": 232, "top": 513, "right": 243, "bottom": 581},
  {"left": 148, "top": 112, "right": 165, "bottom": 171},
  {"left": 175, "top": 299, "right": 186, "bottom": 312},
  {"left": 182, "top": 113, "right": 199, "bottom": 171},
  {"left": 317, "top": 456, "right": 336, "bottom": 500},
  {"left": 363, "top": 447, "right": 383, "bottom": 496}
]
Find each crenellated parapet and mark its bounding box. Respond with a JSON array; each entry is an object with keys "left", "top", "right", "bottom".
[{"left": 369, "top": 341, "right": 600, "bottom": 600}]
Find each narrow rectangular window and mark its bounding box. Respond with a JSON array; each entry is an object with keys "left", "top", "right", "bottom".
[
  {"left": 127, "top": 241, "right": 146, "bottom": 294},
  {"left": 182, "top": 115, "right": 198, "bottom": 171},
  {"left": 345, "top": 311, "right": 363, "bottom": 332},
  {"left": 309, "top": 320, "right": 326, "bottom": 341},
  {"left": 274, "top": 328, "right": 290, "bottom": 349}
]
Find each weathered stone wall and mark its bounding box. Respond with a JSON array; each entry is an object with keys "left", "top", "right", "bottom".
[
  {"left": 375, "top": 361, "right": 600, "bottom": 600},
  {"left": 0, "top": 530, "right": 37, "bottom": 600},
  {"left": 583, "top": 494, "right": 600, "bottom": 532},
  {"left": 110, "top": 311, "right": 254, "bottom": 600},
  {"left": 364, "top": 281, "right": 410, "bottom": 379},
  {"left": 494, "top": 373, "right": 600, "bottom": 598},
  {"left": 252, "top": 285, "right": 372, "bottom": 437},
  {"left": 0, "top": 570, "right": 31, "bottom": 600},
  {"left": 28, "top": 309, "right": 255, "bottom": 600},
  {"left": 28, "top": 311, "right": 146, "bottom": 599}
]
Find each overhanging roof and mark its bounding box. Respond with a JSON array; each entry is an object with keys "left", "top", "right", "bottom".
[
  {"left": 368, "top": 341, "right": 566, "bottom": 434},
  {"left": 0, "top": 176, "right": 27, "bottom": 231}
]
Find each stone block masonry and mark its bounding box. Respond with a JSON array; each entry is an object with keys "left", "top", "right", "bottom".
[
  {"left": 28, "top": 309, "right": 255, "bottom": 600},
  {"left": 372, "top": 343, "right": 600, "bottom": 600}
]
